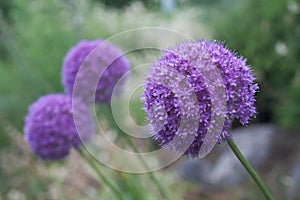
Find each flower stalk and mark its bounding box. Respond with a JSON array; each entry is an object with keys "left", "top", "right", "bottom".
[
  {"left": 78, "top": 148, "right": 124, "bottom": 200},
  {"left": 227, "top": 139, "right": 274, "bottom": 200},
  {"left": 125, "top": 137, "right": 171, "bottom": 200}
]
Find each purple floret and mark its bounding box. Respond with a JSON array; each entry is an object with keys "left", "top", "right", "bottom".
[
  {"left": 24, "top": 94, "right": 95, "bottom": 160},
  {"left": 142, "top": 40, "right": 258, "bottom": 157},
  {"left": 62, "top": 39, "right": 130, "bottom": 104}
]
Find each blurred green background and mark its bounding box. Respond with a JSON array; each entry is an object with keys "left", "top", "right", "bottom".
[{"left": 0, "top": 0, "right": 299, "bottom": 199}]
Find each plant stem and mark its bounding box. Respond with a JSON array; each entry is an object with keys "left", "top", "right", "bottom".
[
  {"left": 78, "top": 148, "right": 124, "bottom": 200},
  {"left": 227, "top": 139, "right": 274, "bottom": 200},
  {"left": 125, "top": 137, "right": 171, "bottom": 200}
]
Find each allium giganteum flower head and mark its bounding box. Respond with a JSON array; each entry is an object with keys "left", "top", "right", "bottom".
[
  {"left": 24, "top": 94, "right": 95, "bottom": 160},
  {"left": 142, "top": 40, "right": 258, "bottom": 158},
  {"left": 62, "top": 39, "right": 130, "bottom": 104}
]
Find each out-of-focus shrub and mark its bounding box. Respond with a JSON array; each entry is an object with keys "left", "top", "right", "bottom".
[
  {"left": 0, "top": 0, "right": 81, "bottom": 130},
  {"left": 0, "top": 0, "right": 14, "bottom": 21},
  {"left": 181, "top": 0, "right": 222, "bottom": 6},
  {"left": 93, "top": 0, "right": 157, "bottom": 8},
  {"left": 0, "top": 0, "right": 15, "bottom": 59},
  {"left": 211, "top": 0, "right": 300, "bottom": 129}
]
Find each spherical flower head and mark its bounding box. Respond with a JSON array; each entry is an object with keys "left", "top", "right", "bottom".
[
  {"left": 142, "top": 39, "right": 259, "bottom": 158},
  {"left": 24, "top": 94, "right": 95, "bottom": 160},
  {"left": 62, "top": 39, "right": 130, "bottom": 104}
]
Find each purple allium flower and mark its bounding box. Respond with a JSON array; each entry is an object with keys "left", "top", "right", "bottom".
[
  {"left": 24, "top": 94, "right": 95, "bottom": 160},
  {"left": 142, "top": 40, "right": 258, "bottom": 157},
  {"left": 62, "top": 39, "right": 130, "bottom": 104}
]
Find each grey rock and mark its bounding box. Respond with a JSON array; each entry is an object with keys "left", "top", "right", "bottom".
[
  {"left": 177, "top": 158, "right": 211, "bottom": 184},
  {"left": 160, "top": 0, "right": 176, "bottom": 13},
  {"left": 287, "top": 149, "right": 300, "bottom": 200}
]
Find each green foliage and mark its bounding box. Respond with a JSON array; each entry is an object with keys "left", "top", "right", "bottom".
[
  {"left": 211, "top": 0, "right": 300, "bottom": 129},
  {"left": 0, "top": 0, "right": 14, "bottom": 20},
  {"left": 93, "top": 0, "right": 156, "bottom": 8},
  {"left": 0, "top": 123, "right": 10, "bottom": 150},
  {"left": 0, "top": 0, "right": 77, "bottom": 130},
  {"left": 182, "top": 0, "right": 223, "bottom": 6},
  {"left": 0, "top": 0, "right": 15, "bottom": 59}
]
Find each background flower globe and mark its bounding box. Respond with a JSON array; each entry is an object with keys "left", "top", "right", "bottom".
[
  {"left": 62, "top": 39, "right": 130, "bottom": 104},
  {"left": 24, "top": 94, "right": 95, "bottom": 160},
  {"left": 143, "top": 39, "right": 259, "bottom": 158}
]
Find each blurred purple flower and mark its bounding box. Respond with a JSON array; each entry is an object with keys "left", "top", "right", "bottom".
[
  {"left": 142, "top": 40, "right": 258, "bottom": 157},
  {"left": 62, "top": 39, "right": 130, "bottom": 104},
  {"left": 24, "top": 94, "right": 95, "bottom": 160}
]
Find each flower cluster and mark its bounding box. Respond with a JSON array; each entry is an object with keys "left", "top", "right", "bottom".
[
  {"left": 62, "top": 39, "right": 130, "bottom": 104},
  {"left": 24, "top": 39, "right": 129, "bottom": 160},
  {"left": 24, "top": 94, "right": 95, "bottom": 160},
  {"left": 143, "top": 40, "right": 258, "bottom": 157}
]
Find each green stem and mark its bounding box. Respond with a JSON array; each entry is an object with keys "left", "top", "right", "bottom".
[
  {"left": 227, "top": 139, "right": 274, "bottom": 200},
  {"left": 125, "top": 137, "right": 171, "bottom": 200},
  {"left": 78, "top": 148, "right": 124, "bottom": 200}
]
